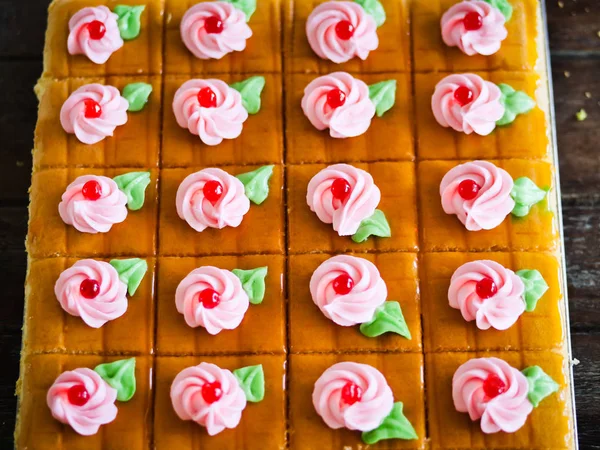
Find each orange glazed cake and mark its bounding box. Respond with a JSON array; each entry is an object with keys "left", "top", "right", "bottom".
[{"left": 17, "top": 0, "right": 576, "bottom": 449}]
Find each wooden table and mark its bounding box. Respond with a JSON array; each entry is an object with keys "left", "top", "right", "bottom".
[{"left": 0, "top": 0, "right": 597, "bottom": 447}]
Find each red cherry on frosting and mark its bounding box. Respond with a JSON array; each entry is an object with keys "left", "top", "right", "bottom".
[
  {"left": 457, "top": 179, "right": 481, "bottom": 200},
  {"left": 87, "top": 20, "right": 107, "bottom": 40},
  {"left": 82, "top": 180, "right": 102, "bottom": 200},
  {"left": 326, "top": 88, "right": 346, "bottom": 109},
  {"left": 197, "top": 87, "right": 217, "bottom": 108},
  {"left": 330, "top": 178, "right": 352, "bottom": 203},
  {"left": 463, "top": 11, "right": 483, "bottom": 31},
  {"left": 341, "top": 381, "right": 363, "bottom": 405},
  {"left": 80, "top": 279, "right": 101, "bottom": 299},
  {"left": 476, "top": 277, "right": 498, "bottom": 300},
  {"left": 454, "top": 86, "right": 474, "bottom": 106},
  {"left": 335, "top": 20, "right": 355, "bottom": 40},
  {"left": 198, "top": 288, "right": 221, "bottom": 309},
  {"left": 83, "top": 99, "right": 102, "bottom": 119},
  {"left": 203, "top": 180, "right": 224, "bottom": 205},
  {"left": 483, "top": 374, "right": 507, "bottom": 399},
  {"left": 202, "top": 381, "right": 223, "bottom": 403},
  {"left": 332, "top": 273, "right": 354, "bottom": 295},
  {"left": 204, "top": 15, "right": 224, "bottom": 34},
  {"left": 68, "top": 384, "right": 91, "bottom": 406}
]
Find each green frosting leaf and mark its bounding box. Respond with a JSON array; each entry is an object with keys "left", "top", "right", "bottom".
[
  {"left": 354, "top": 0, "right": 386, "bottom": 27},
  {"left": 510, "top": 176, "right": 548, "bottom": 217},
  {"left": 222, "top": 0, "right": 256, "bottom": 21},
  {"left": 109, "top": 258, "right": 148, "bottom": 296},
  {"left": 122, "top": 82, "right": 153, "bottom": 112},
  {"left": 233, "top": 364, "right": 265, "bottom": 402},
  {"left": 360, "top": 302, "right": 411, "bottom": 339},
  {"left": 481, "top": 0, "right": 513, "bottom": 21},
  {"left": 236, "top": 165, "right": 274, "bottom": 205},
  {"left": 230, "top": 76, "right": 265, "bottom": 115},
  {"left": 497, "top": 83, "right": 536, "bottom": 126},
  {"left": 113, "top": 5, "right": 145, "bottom": 40},
  {"left": 94, "top": 358, "right": 137, "bottom": 402},
  {"left": 351, "top": 209, "right": 391, "bottom": 243},
  {"left": 362, "top": 402, "right": 418, "bottom": 444},
  {"left": 522, "top": 365, "right": 559, "bottom": 408},
  {"left": 368, "top": 80, "right": 396, "bottom": 117},
  {"left": 113, "top": 171, "right": 151, "bottom": 211},
  {"left": 232, "top": 267, "right": 268, "bottom": 305},
  {"left": 516, "top": 269, "right": 549, "bottom": 312}
]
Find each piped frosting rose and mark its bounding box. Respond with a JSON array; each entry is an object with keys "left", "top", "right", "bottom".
[
  {"left": 60, "top": 84, "right": 129, "bottom": 145},
  {"left": 175, "top": 266, "right": 250, "bottom": 334},
  {"left": 47, "top": 368, "right": 118, "bottom": 436},
  {"left": 67, "top": 6, "right": 124, "bottom": 64},
  {"left": 310, "top": 255, "right": 387, "bottom": 326},
  {"left": 54, "top": 259, "right": 128, "bottom": 328},
  {"left": 171, "top": 362, "right": 247, "bottom": 436},
  {"left": 441, "top": 1, "right": 507, "bottom": 56},
  {"left": 313, "top": 362, "right": 394, "bottom": 432},
  {"left": 306, "top": 1, "right": 378, "bottom": 63},
  {"left": 180, "top": 2, "right": 252, "bottom": 60},
  {"left": 453, "top": 357, "right": 533, "bottom": 433},
  {"left": 432, "top": 73, "right": 504, "bottom": 135},
  {"left": 58, "top": 175, "right": 128, "bottom": 234},
  {"left": 440, "top": 160, "right": 515, "bottom": 231},
  {"left": 176, "top": 168, "right": 250, "bottom": 232},
  {"left": 302, "top": 72, "right": 376, "bottom": 138},
  {"left": 307, "top": 164, "right": 380, "bottom": 236},
  {"left": 173, "top": 79, "right": 249, "bottom": 146},
  {"left": 449, "top": 260, "right": 526, "bottom": 330}
]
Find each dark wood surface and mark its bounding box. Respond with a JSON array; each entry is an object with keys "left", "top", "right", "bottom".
[{"left": 0, "top": 0, "right": 598, "bottom": 448}]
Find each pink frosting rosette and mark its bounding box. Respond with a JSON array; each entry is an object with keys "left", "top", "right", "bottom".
[
  {"left": 441, "top": 1, "right": 507, "bottom": 56},
  {"left": 449, "top": 260, "right": 526, "bottom": 330},
  {"left": 173, "top": 79, "right": 249, "bottom": 146},
  {"left": 54, "top": 259, "right": 128, "bottom": 328},
  {"left": 176, "top": 168, "right": 250, "bottom": 232},
  {"left": 307, "top": 164, "right": 381, "bottom": 236},
  {"left": 58, "top": 175, "right": 128, "bottom": 234},
  {"left": 175, "top": 266, "right": 250, "bottom": 334},
  {"left": 313, "top": 362, "right": 394, "bottom": 432},
  {"left": 180, "top": 2, "right": 252, "bottom": 60},
  {"left": 47, "top": 368, "right": 118, "bottom": 436},
  {"left": 306, "top": 1, "right": 378, "bottom": 63},
  {"left": 67, "top": 6, "right": 124, "bottom": 64},
  {"left": 440, "top": 160, "right": 515, "bottom": 231},
  {"left": 60, "top": 84, "right": 129, "bottom": 145},
  {"left": 301, "top": 72, "right": 376, "bottom": 138},
  {"left": 453, "top": 357, "right": 533, "bottom": 433},
  {"left": 171, "top": 362, "right": 247, "bottom": 436},
  {"left": 432, "top": 73, "right": 504, "bottom": 135},
  {"left": 310, "top": 255, "right": 387, "bottom": 326}
]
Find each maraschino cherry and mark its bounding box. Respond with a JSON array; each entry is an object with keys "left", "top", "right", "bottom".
[
  {"left": 335, "top": 20, "right": 355, "bottom": 40},
  {"left": 327, "top": 89, "right": 346, "bottom": 108},
  {"left": 82, "top": 180, "right": 102, "bottom": 200},
  {"left": 454, "top": 86, "right": 474, "bottom": 106},
  {"left": 457, "top": 179, "right": 480, "bottom": 200},
  {"left": 463, "top": 11, "right": 483, "bottom": 31},
  {"left": 198, "top": 87, "right": 217, "bottom": 108},
  {"left": 201, "top": 381, "right": 223, "bottom": 403},
  {"left": 476, "top": 277, "right": 498, "bottom": 299},
  {"left": 198, "top": 288, "right": 221, "bottom": 309},
  {"left": 331, "top": 178, "right": 351, "bottom": 203},
  {"left": 68, "top": 384, "right": 91, "bottom": 406},
  {"left": 203, "top": 180, "right": 224, "bottom": 204},
  {"left": 341, "top": 381, "right": 363, "bottom": 405},
  {"left": 83, "top": 99, "right": 102, "bottom": 119},
  {"left": 80, "top": 279, "right": 100, "bottom": 299},
  {"left": 87, "top": 20, "right": 106, "bottom": 40},
  {"left": 482, "top": 374, "right": 507, "bottom": 399},
  {"left": 204, "top": 15, "right": 224, "bottom": 34},
  {"left": 332, "top": 273, "right": 354, "bottom": 295}
]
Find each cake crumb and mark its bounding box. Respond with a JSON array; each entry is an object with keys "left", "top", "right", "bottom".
[
  {"left": 585, "top": 92, "right": 592, "bottom": 98},
  {"left": 558, "top": 1, "right": 564, "bottom": 7},
  {"left": 564, "top": 71, "right": 571, "bottom": 78},
  {"left": 16, "top": 160, "right": 24, "bottom": 167},
  {"left": 576, "top": 109, "right": 588, "bottom": 121},
  {"left": 572, "top": 358, "right": 580, "bottom": 366}
]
